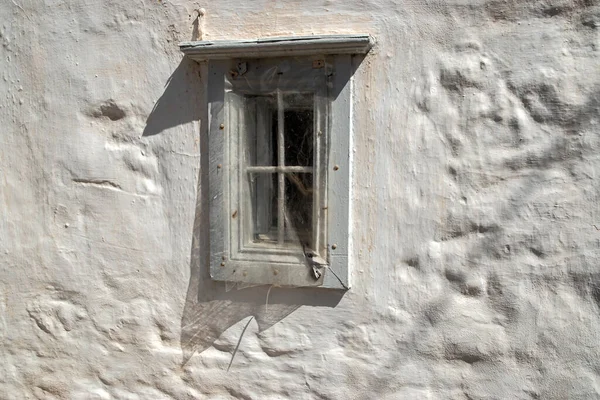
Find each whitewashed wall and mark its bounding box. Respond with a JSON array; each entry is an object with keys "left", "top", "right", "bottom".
[{"left": 2, "top": 1, "right": 600, "bottom": 399}]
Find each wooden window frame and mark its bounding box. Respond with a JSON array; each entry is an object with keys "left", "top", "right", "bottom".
[{"left": 180, "top": 35, "right": 373, "bottom": 289}]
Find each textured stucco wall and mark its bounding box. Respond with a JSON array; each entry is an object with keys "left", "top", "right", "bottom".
[{"left": 1, "top": 1, "right": 600, "bottom": 399}]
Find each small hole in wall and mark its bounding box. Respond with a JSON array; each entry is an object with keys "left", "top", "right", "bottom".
[{"left": 91, "top": 100, "right": 126, "bottom": 121}]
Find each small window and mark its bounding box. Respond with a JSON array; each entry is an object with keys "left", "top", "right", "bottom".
[{"left": 180, "top": 35, "right": 372, "bottom": 289}]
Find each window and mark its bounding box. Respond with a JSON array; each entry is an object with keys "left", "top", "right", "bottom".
[{"left": 180, "top": 35, "right": 372, "bottom": 289}]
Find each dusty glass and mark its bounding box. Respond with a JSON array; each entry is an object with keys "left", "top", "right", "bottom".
[{"left": 242, "top": 92, "right": 315, "bottom": 250}]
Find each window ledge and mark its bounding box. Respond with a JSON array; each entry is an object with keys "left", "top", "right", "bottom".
[{"left": 179, "top": 34, "right": 373, "bottom": 61}]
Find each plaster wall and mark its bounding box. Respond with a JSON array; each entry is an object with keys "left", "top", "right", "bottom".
[{"left": 1, "top": 1, "right": 600, "bottom": 399}]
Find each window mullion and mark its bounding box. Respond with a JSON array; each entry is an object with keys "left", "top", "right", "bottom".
[{"left": 277, "top": 90, "right": 285, "bottom": 245}]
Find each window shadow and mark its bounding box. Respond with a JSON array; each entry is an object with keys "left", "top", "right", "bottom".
[
  {"left": 142, "top": 57, "right": 203, "bottom": 137},
  {"left": 141, "top": 57, "right": 353, "bottom": 365},
  {"left": 180, "top": 130, "right": 346, "bottom": 364}
]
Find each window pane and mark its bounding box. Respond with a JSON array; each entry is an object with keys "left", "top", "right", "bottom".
[
  {"left": 249, "top": 173, "right": 314, "bottom": 247},
  {"left": 282, "top": 93, "right": 314, "bottom": 168},
  {"left": 245, "top": 93, "right": 314, "bottom": 167},
  {"left": 284, "top": 173, "right": 313, "bottom": 246},
  {"left": 252, "top": 172, "right": 278, "bottom": 242},
  {"left": 247, "top": 95, "right": 275, "bottom": 167},
  {"left": 244, "top": 92, "right": 315, "bottom": 249}
]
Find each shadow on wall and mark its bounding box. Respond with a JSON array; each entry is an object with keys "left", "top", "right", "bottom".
[
  {"left": 142, "top": 57, "right": 202, "bottom": 137},
  {"left": 142, "top": 57, "right": 345, "bottom": 366}
]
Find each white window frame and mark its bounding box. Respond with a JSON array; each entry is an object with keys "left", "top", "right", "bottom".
[{"left": 180, "top": 35, "right": 372, "bottom": 289}]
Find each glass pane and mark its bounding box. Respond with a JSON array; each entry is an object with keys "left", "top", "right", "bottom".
[
  {"left": 245, "top": 93, "right": 314, "bottom": 167},
  {"left": 282, "top": 93, "right": 314, "bottom": 168},
  {"left": 245, "top": 92, "right": 315, "bottom": 249},
  {"left": 252, "top": 172, "right": 278, "bottom": 243},
  {"left": 284, "top": 174, "right": 313, "bottom": 246},
  {"left": 250, "top": 173, "right": 314, "bottom": 247},
  {"left": 248, "top": 95, "right": 275, "bottom": 167}
]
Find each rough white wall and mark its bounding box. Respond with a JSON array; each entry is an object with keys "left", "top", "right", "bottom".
[{"left": 1, "top": 1, "right": 600, "bottom": 399}]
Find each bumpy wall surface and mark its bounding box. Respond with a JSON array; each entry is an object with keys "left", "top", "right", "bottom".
[{"left": 1, "top": 1, "right": 600, "bottom": 399}]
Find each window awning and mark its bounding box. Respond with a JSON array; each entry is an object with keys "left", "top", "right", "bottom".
[{"left": 179, "top": 34, "right": 373, "bottom": 61}]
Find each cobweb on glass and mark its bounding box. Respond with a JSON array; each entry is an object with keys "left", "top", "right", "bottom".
[
  {"left": 281, "top": 94, "right": 314, "bottom": 250},
  {"left": 284, "top": 174, "right": 312, "bottom": 247},
  {"left": 223, "top": 89, "right": 324, "bottom": 289}
]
